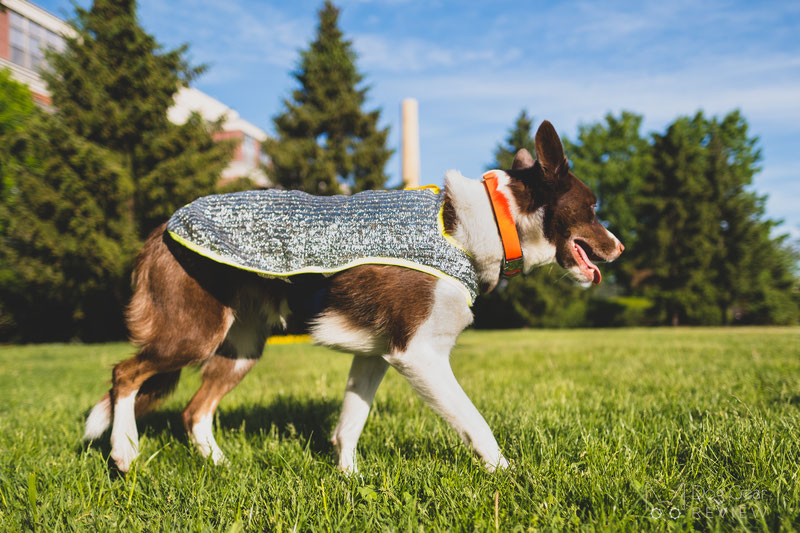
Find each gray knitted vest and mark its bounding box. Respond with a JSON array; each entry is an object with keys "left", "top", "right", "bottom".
[{"left": 167, "top": 188, "right": 479, "bottom": 305}]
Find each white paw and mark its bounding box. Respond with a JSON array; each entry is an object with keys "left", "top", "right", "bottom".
[
  {"left": 193, "top": 437, "right": 227, "bottom": 465},
  {"left": 110, "top": 392, "right": 139, "bottom": 472},
  {"left": 111, "top": 434, "right": 139, "bottom": 472},
  {"left": 191, "top": 414, "right": 226, "bottom": 465},
  {"left": 484, "top": 454, "right": 510, "bottom": 473},
  {"left": 336, "top": 446, "right": 359, "bottom": 475}
]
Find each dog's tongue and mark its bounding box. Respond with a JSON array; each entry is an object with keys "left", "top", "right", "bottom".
[{"left": 575, "top": 243, "right": 602, "bottom": 285}]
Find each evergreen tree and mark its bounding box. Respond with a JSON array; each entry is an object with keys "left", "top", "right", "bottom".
[
  {"left": 44, "top": 0, "right": 232, "bottom": 237},
  {"left": 473, "top": 111, "right": 589, "bottom": 329},
  {"left": 631, "top": 110, "right": 799, "bottom": 325},
  {"left": 704, "top": 111, "right": 799, "bottom": 324},
  {"left": 264, "top": 1, "right": 392, "bottom": 194},
  {"left": 492, "top": 110, "right": 535, "bottom": 169},
  {"left": 636, "top": 113, "right": 721, "bottom": 325},
  {"left": 0, "top": 111, "right": 137, "bottom": 341}
]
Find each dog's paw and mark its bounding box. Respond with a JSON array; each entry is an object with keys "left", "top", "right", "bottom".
[
  {"left": 483, "top": 454, "right": 510, "bottom": 473},
  {"left": 210, "top": 447, "right": 228, "bottom": 466},
  {"left": 336, "top": 450, "right": 359, "bottom": 476},
  {"left": 110, "top": 435, "right": 139, "bottom": 472}
]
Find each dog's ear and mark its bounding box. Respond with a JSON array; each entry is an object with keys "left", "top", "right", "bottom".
[
  {"left": 535, "top": 120, "right": 568, "bottom": 183},
  {"left": 511, "top": 148, "right": 535, "bottom": 170}
]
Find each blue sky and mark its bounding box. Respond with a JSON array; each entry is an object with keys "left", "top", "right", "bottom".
[{"left": 37, "top": 0, "right": 800, "bottom": 238}]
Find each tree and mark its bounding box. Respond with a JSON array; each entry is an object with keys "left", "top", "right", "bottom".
[
  {"left": 0, "top": 111, "right": 137, "bottom": 341},
  {"left": 634, "top": 113, "right": 721, "bottom": 325},
  {"left": 44, "top": 0, "right": 232, "bottom": 237},
  {"left": 264, "top": 1, "right": 392, "bottom": 195},
  {"left": 472, "top": 111, "right": 589, "bottom": 329},
  {"left": 631, "top": 111, "right": 798, "bottom": 325},
  {"left": 0, "top": 69, "right": 35, "bottom": 140},
  {"left": 704, "top": 111, "right": 799, "bottom": 324},
  {"left": 0, "top": 70, "right": 36, "bottom": 204}
]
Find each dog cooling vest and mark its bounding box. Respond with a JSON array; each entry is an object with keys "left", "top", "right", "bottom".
[{"left": 166, "top": 188, "right": 479, "bottom": 305}]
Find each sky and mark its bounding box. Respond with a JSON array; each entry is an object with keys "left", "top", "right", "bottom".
[{"left": 36, "top": 0, "right": 800, "bottom": 239}]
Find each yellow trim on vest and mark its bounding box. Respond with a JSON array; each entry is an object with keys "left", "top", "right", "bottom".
[
  {"left": 167, "top": 230, "right": 473, "bottom": 306},
  {"left": 404, "top": 184, "right": 441, "bottom": 193},
  {"left": 437, "top": 205, "right": 471, "bottom": 257}
]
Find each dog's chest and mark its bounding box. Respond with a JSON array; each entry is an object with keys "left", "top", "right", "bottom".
[{"left": 167, "top": 188, "right": 479, "bottom": 304}]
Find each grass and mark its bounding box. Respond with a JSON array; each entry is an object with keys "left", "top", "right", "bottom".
[{"left": 0, "top": 327, "right": 798, "bottom": 531}]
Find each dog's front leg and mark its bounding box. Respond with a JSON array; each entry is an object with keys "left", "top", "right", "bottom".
[
  {"left": 332, "top": 355, "right": 389, "bottom": 474},
  {"left": 386, "top": 347, "right": 508, "bottom": 471}
]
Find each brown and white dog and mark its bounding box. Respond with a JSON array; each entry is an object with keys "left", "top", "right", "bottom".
[{"left": 84, "top": 121, "right": 623, "bottom": 473}]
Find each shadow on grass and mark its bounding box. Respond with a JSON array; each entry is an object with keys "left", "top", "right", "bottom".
[{"left": 80, "top": 395, "right": 340, "bottom": 465}]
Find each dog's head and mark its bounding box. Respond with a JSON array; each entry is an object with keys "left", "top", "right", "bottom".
[{"left": 505, "top": 121, "right": 624, "bottom": 285}]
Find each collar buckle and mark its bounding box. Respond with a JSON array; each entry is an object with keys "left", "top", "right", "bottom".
[{"left": 502, "top": 256, "right": 524, "bottom": 277}]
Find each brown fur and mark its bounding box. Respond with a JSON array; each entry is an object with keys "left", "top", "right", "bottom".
[
  {"left": 182, "top": 356, "right": 255, "bottom": 432},
  {"left": 505, "top": 122, "right": 621, "bottom": 272},
  {"left": 325, "top": 265, "right": 436, "bottom": 352},
  {"left": 109, "top": 225, "right": 435, "bottom": 431}
]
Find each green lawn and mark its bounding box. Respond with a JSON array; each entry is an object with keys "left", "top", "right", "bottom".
[{"left": 0, "top": 328, "right": 798, "bottom": 531}]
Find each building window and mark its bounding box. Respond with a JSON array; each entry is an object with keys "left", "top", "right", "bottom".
[
  {"left": 7, "top": 10, "right": 64, "bottom": 71},
  {"left": 241, "top": 134, "right": 256, "bottom": 164}
]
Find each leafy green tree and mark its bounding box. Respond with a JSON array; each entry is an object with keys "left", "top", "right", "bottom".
[
  {"left": 0, "top": 111, "right": 137, "bottom": 341},
  {"left": 0, "top": 69, "right": 35, "bottom": 139},
  {"left": 264, "top": 1, "right": 392, "bottom": 194},
  {"left": 473, "top": 111, "right": 589, "bottom": 329},
  {"left": 44, "top": 0, "right": 232, "bottom": 237},
  {"left": 0, "top": 70, "right": 36, "bottom": 204}
]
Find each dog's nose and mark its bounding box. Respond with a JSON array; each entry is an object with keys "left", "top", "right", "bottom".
[{"left": 616, "top": 241, "right": 625, "bottom": 256}]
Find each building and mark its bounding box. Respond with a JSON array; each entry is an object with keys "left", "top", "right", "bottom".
[
  {"left": 169, "top": 88, "right": 268, "bottom": 187},
  {"left": 0, "top": 0, "right": 268, "bottom": 186}
]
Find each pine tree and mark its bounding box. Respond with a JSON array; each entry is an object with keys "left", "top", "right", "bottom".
[
  {"left": 0, "top": 110, "right": 137, "bottom": 341},
  {"left": 492, "top": 110, "right": 535, "bottom": 169},
  {"left": 472, "top": 110, "right": 589, "bottom": 329},
  {"left": 637, "top": 114, "right": 721, "bottom": 324},
  {"left": 44, "top": 0, "right": 232, "bottom": 237},
  {"left": 705, "top": 111, "right": 798, "bottom": 324},
  {"left": 264, "top": 1, "right": 392, "bottom": 195}
]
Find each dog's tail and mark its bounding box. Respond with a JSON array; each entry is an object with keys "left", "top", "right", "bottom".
[{"left": 126, "top": 223, "right": 171, "bottom": 348}]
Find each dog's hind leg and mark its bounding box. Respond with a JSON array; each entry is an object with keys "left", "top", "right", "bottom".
[
  {"left": 84, "top": 371, "right": 181, "bottom": 441},
  {"left": 108, "top": 353, "right": 164, "bottom": 472},
  {"left": 182, "top": 311, "right": 270, "bottom": 464},
  {"left": 182, "top": 355, "right": 258, "bottom": 464},
  {"left": 332, "top": 355, "right": 389, "bottom": 473},
  {"left": 104, "top": 225, "right": 236, "bottom": 472}
]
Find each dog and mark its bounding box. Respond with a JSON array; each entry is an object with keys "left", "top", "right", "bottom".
[{"left": 83, "top": 120, "right": 623, "bottom": 473}]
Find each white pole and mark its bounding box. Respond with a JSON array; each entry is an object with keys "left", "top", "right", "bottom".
[{"left": 401, "top": 98, "right": 420, "bottom": 188}]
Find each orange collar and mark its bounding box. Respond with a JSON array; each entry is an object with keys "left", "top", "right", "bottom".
[{"left": 482, "top": 171, "right": 523, "bottom": 277}]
